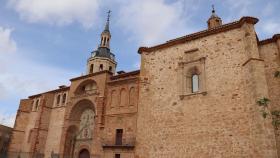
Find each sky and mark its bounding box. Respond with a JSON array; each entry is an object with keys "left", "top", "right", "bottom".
[{"left": 0, "top": 0, "right": 280, "bottom": 127}]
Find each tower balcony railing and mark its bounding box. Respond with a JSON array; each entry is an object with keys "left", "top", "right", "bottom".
[{"left": 102, "top": 137, "right": 136, "bottom": 149}]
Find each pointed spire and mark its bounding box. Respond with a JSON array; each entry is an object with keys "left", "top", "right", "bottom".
[
  {"left": 100, "top": 10, "right": 112, "bottom": 48},
  {"left": 104, "top": 10, "right": 111, "bottom": 32}
]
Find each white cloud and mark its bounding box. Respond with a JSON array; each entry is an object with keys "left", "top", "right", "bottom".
[
  {"left": 0, "top": 83, "right": 8, "bottom": 100},
  {"left": 0, "top": 53, "right": 77, "bottom": 98},
  {"left": 261, "top": 21, "right": 280, "bottom": 35},
  {"left": 225, "top": 0, "right": 252, "bottom": 16},
  {"left": 116, "top": 0, "right": 191, "bottom": 46},
  {"left": 0, "top": 25, "right": 78, "bottom": 127},
  {"left": 0, "top": 111, "right": 16, "bottom": 127},
  {"left": 262, "top": 3, "right": 274, "bottom": 17},
  {"left": 7, "top": 0, "right": 100, "bottom": 28},
  {"left": 133, "top": 61, "right": 140, "bottom": 69},
  {"left": 0, "top": 27, "right": 17, "bottom": 53}
]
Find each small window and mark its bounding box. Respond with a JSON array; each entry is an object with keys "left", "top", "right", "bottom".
[
  {"left": 99, "top": 64, "right": 103, "bottom": 71},
  {"left": 115, "top": 154, "right": 120, "bottom": 158},
  {"left": 104, "top": 37, "right": 107, "bottom": 45},
  {"left": 109, "top": 66, "right": 112, "bottom": 72},
  {"left": 35, "top": 99, "right": 40, "bottom": 110},
  {"left": 90, "top": 64, "right": 93, "bottom": 73},
  {"left": 115, "top": 129, "right": 123, "bottom": 145},
  {"left": 62, "top": 93, "right": 67, "bottom": 104},
  {"left": 57, "top": 95, "right": 61, "bottom": 105},
  {"left": 191, "top": 74, "right": 199, "bottom": 93}
]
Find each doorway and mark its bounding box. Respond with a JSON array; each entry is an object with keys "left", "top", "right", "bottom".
[{"left": 79, "top": 149, "right": 90, "bottom": 158}]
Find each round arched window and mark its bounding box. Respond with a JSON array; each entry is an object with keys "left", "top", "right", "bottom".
[{"left": 191, "top": 74, "right": 199, "bottom": 92}]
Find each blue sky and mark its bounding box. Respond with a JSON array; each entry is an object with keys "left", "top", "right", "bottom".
[{"left": 0, "top": 0, "right": 280, "bottom": 127}]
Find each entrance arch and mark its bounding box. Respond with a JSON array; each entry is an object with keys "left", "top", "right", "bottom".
[{"left": 79, "top": 149, "right": 90, "bottom": 158}]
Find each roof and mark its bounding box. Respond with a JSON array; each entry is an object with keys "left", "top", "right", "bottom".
[
  {"left": 29, "top": 86, "right": 70, "bottom": 98},
  {"left": 208, "top": 11, "right": 220, "bottom": 20},
  {"left": 91, "top": 47, "right": 115, "bottom": 60},
  {"left": 0, "top": 124, "right": 13, "bottom": 130},
  {"left": 111, "top": 70, "right": 140, "bottom": 80},
  {"left": 70, "top": 70, "right": 113, "bottom": 81},
  {"left": 258, "top": 34, "right": 280, "bottom": 45},
  {"left": 138, "top": 16, "right": 259, "bottom": 54}
]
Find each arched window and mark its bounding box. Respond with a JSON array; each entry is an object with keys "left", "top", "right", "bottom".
[
  {"left": 57, "top": 95, "right": 61, "bottom": 105},
  {"left": 120, "top": 89, "right": 127, "bottom": 107},
  {"left": 75, "top": 80, "right": 98, "bottom": 95},
  {"left": 109, "top": 66, "right": 112, "bottom": 72},
  {"left": 90, "top": 64, "right": 93, "bottom": 73},
  {"left": 104, "top": 37, "right": 107, "bottom": 45},
  {"left": 35, "top": 99, "right": 39, "bottom": 110},
  {"left": 99, "top": 64, "right": 103, "bottom": 71},
  {"left": 110, "top": 90, "right": 117, "bottom": 108},
  {"left": 191, "top": 74, "right": 199, "bottom": 93},
  {"left": 129, "top": 87, "right": 136, "bottom": 106},
  {"left": 62, "top": 93, "right": 67, "bottom": 104}
]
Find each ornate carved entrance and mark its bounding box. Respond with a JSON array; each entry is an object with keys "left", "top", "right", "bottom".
[
  {"left": 79, "top": 149, "right": 90, "bottom": 158},
  {"left": 63, "top": 99, "right": 95, "bottom": 158}
]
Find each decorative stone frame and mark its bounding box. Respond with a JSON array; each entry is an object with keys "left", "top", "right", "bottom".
[
  {"left": 32, "top": 98, "right": 40, "bottom": 111},
  {"left": 179, "top": 57, "right": 207, "bottom": 99},
  {"left": 53, "top": 92, "right": 68, "bottom": 107},
  {"left": 74, "top": 79, "right": 99, "bottom": 97}
]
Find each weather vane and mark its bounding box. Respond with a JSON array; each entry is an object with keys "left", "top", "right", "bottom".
[{"left": 212, "top": 5, "right": 215, "bottom": 13}]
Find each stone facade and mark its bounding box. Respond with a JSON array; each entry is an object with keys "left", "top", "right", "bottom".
[
  {"left": 8, "top": 11, "right": 280, "bottom": 158},
  {"left": 0, "top": 124, "right": 12, "bottom": 157}
]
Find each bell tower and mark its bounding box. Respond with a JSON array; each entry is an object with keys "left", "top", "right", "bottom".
[
  {"left": 207, "top": 5, "right": 222, "bottom": 29},
  {"left": 87, "top": 10, "right": 117, "bottom": 74}
]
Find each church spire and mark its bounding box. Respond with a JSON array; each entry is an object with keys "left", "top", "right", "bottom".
[
  {"left": 100, "top": 10, "right": 111, "bottom": 48},
  {"left": 86, "top": 10, "right": 116, "bottom": 74},
  {"left": 104, "top": 10, "right": 111, "bottom": 32},
  {"left": 207, "top": 5, "right": 222, "bottom": 29}
]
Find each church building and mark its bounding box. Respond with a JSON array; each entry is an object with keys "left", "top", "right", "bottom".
[{"left": 8, "top": 8, "right": 280, "bottom": 158}]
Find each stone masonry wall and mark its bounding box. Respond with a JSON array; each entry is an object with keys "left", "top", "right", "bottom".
[
  {"left": 136, "top": 22, "right": 278, "bottom": 158},
  {"left": 259, "top": 41, "right": 280, "bottom": 155},
  {"left": 8, "top": 99, "right": 32, "bottom": 152},
  {"left": 43, "top": 91, "right": 68, "bottom": 157}
]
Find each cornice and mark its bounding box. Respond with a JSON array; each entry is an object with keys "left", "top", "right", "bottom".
[
  {"left": 258, "top": 34, "right": 280, "bottom": 45},
  {"left": 110, "top": 70, "right": 140, "bottom": 80},
  {"left": 70, "top": 70, "right": 113, "bottom": 81},
  {"left": 138, "top": 16, "right": 259, "bottom": 54}
]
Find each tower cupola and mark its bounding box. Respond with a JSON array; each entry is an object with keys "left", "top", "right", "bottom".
[
  {"left": 207, "top": 5, "right": 222, "bottom": 29},
  {"left": 86, "top": 10, "right": 117, "bottom": 74}
]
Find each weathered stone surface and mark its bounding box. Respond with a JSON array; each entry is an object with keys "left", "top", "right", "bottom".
[{"left": 7, "top": 15, "right": 280, "bottom": 158}]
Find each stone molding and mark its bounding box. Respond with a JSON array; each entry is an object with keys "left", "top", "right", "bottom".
[{"left": 138, "top": 17, "right": 258, "bottom": 54}]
